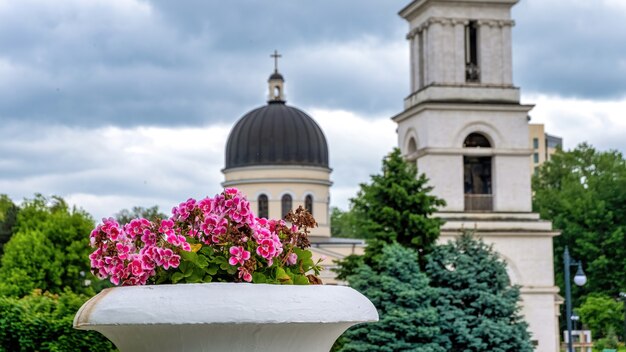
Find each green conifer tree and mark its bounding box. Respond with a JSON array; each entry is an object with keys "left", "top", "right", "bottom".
[
  {"left": 336, "top": 148, "right": 445, "bottom": 278},
  {"left": 335, "top": 243, "right": 444, "bottom": 352},
  {"left": 425, "top": 232, "right": 533, "bottom": 352}
]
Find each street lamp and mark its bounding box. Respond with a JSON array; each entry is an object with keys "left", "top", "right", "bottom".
[
  {"left": 564, "top": 246, "right": 587, "bottom": 352},
  {"left": 619, "top": 292, "right": 626, "bottom": 342}
]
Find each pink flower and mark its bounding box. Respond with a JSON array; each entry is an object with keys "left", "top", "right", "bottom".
[
  {"left": 256, "top": 238, "right": 277, "bottom": 260},
  {"left": 159, "top": 219, "right": 175, "bottom": 235},
  {"left": 287, "top": 252, "right": 298, "bottom": 265},
  {"left": 130, "top": 258, "right": 143, "bottom": 276},
  {"left": 125, "top": 218, "right": 150, "bottom": 239},
  {"left": 141, "top": 229, "right": 157, "bottom": 246},
  {"left": 238, "top": 267, "right": 252, "bottom": 282},
  {"left": 229, "top": 246, "right": 251, "bottom": 266}
]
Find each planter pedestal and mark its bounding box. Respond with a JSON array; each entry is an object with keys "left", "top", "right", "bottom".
[{"left": 74, "top": 283, "right": 378, "bottom": 352}]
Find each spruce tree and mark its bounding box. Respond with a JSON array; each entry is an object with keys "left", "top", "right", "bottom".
[
  {"left": 345, "top": 148, "right": 445, "bottom": 270},
  {"left": 425, "top": 232, "right": 533, "bottom": 352},
  {"left": 335, "top": 243, "right": 444, "bottom": 352}
]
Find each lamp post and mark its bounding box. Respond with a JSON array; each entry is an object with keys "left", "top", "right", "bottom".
[
  {"left": 619, "top": 292, "right": 626, "bottom": 342},
  {"left": 564, "top": 246, "right": 587, "bottom": 352}
]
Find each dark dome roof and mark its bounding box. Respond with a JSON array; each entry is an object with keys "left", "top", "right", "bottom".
[
  {"left": 269, "top": 72, "right": 284, "bottom": 80},
  {"left": 225, "top": 102, "right": 329, "bottom": 170}
]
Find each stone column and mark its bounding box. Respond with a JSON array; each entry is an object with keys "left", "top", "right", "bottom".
[
  {"left": 501, "top": 21, "right": 514, "bottom": 85},
  {"left": 454, "top": 20, "right": 467, "bottom": 84}
]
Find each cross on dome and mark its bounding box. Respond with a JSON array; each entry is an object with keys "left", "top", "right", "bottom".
[{"left": 270, "top": 50, "right": 282, "bottom": 73}]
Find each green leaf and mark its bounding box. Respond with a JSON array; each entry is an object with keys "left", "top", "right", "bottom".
[
  {"left": 196, "top": 254, "right": 209, "bottom": 268},
  {"left": 171, "top": 272, "right": 184, "bottom": 284},
  {"left": 294, "top": 275, "right": 309, "bottom": 285},
  {"left": 185, "top": 267, "right": 205, "bottom": 283},
  {"left": 275, "top": 267, "right": 292, "bottom": 284},
  {"left": 252, "top": 272, "right": 267, "bottom": 283},
  {"left": 199, "top": 246, "right": 214, "bottom": 257},
  {"left": 179, "top": 250, "right": 198, "bottom": 264},
  {"left": 205, "top": 265, "right": 218, "bottom": 275}
]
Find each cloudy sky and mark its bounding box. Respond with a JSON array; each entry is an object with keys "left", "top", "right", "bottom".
[{"left": 1, "top": 0, "right": 625, "bottom": 221}]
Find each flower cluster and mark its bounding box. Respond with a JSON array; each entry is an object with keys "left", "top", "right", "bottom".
[{"left": 89, "top": 188, "right": 322, "bottom": 286}]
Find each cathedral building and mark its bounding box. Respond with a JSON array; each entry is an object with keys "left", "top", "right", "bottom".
[
  {"left": 222, "top": 55, "right": 364, "bottom": 284},
  {"left": 393, "top": 0, "right": 560, "bottom": 350}
]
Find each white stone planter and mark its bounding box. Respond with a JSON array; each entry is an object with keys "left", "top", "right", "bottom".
[{"left": 74, "top": 283, "right": 378, "bottom": 352}]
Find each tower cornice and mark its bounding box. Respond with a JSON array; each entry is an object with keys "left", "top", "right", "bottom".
[
  {"left": 406, "top": 17, "right": 514, "bottom": 39},
  {"left": 391, "top": 101, "right": 534, "bottom": 123},
  {"left": 399, "top": 0, "right": 519, "bottom": 21}
]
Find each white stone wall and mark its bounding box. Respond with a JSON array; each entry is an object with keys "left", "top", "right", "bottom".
[{"left": 396, "top": 103, "right": 533, "bottom": 212}]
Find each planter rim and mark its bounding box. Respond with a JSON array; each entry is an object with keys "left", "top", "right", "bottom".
[{"left": 74, "top": 283, "right": 378, "bottom": 329}]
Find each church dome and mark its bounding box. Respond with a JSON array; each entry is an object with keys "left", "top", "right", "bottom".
[
  {"left": 225, "top": 101, "right": 329, "bottom": 170},
  {"left": 269, "top": 72, "right": 284, "bottom": 80}
]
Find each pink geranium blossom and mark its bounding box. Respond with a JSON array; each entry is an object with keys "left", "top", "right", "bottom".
[
  {"left": 88, "top": 188, "right": 321, "bottom": 286},
  {"left": 229, "top": 246, "right": 251, "bottom": 266}
]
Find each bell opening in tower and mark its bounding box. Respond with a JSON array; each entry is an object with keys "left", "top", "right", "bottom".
[
  {"left": 465, "top": 20, "right": 480, "bottom": 83},
  {"left": 463, "top": 156, "right": 493, "bottom": 211},
  {"left": 463, "top": 133, "right": 492, "bottom": 211}
]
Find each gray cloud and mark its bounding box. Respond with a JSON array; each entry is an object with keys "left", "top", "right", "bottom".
[
  {"left": 0, "top": 0, "right": 408, "bottom": 128},
  {"left": 2, "top": 0, "right": 624, "bottom": 130},
  {"left": 513, "top": 0, "right": 626, "bottom": 99}
]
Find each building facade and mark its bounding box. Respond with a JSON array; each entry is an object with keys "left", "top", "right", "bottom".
[
  {"left": 529, "top": 123, "right": 563, "bottom": 175},
  {"left": 393, "top": 0, "right": 560, "bottom": 350}
]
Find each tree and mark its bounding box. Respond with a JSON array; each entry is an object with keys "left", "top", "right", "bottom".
[
  {"left": 0, "top": 195, "right": 97, "bottom": 297},
  {"left": 330, "top": 207, "right": 362, "bottom": 239},
  {"left": 425, "top": 232, "right": 533, "bottom": 352},
  {"left": 533, "top": 143, "right": 626, "bottom": 301},
  {"left": 334, "top": 243, "right": 443, "bottom": 352},
  {"left": 0, "top": 195, "right": 19, "bottom": 257},
  {"left": 577, "top": 294, "right": 624, "bottom": 340},
  {"left": 345, "top": 148, "right": 445, "bottom": 268},
  {"left": 115, "top": 205, "right": 167, "bottom": 225},
  {"left": 0, "top": 289, "right": 114, "bottom": 351}
]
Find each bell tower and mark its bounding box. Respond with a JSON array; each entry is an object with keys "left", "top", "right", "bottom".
[
  {"left": 395, "top": 0, "right": 531, "bottom": 212},
  {"left": 393, "top": 1, "right": 561, "bottom": 351},
  {"left": 268, "top": 50, "right": 286, "bottom": 103}
]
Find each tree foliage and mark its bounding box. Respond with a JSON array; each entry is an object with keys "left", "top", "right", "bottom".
[
  {"left": 329, "top": 207, "right": 362, "bottom": 239},
  {"left": 334, "top": 243, "right": 443, "bottom": 352},
  {"left": 532, "top": 143, "right": 626, "bottom": 301},
  {"left": 115, "top": 205, "right": 167, "bottom": 225},
  {"left": 0, "top": 289, "right": 115, "bottom": 351},
  {"left": 425, "top": 232, "right": 533, "bottom": 352},
  {"left": 577, "top": 294, "right": 624, "bottom": 340},
  {"left": 340, "top": 148, "right": 445, "bottom": 270},
  {"left": 0, "top": 195, "right": 97, "bottom": 297}
]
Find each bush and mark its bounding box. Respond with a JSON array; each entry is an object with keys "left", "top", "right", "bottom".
[
  {"left": 0, "top": 195, "right": 98, "bottom": 297},
  {"left": 594, "top": 328, "right": 619, "bottom": 351},
  {"left": 578, "top": 294, "right": 624, "bottom": 340},
  {"left": 0, "top": 290, "right": 115, "bottom": 352}
]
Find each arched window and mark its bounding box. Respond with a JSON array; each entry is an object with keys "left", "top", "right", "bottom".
[
  {"left": 273, "top": 86, "right": 281, "bottom": 98},
  {"left": 407, "top": 137, "right": 417, "bottom": 154},
  {"left": 305, "top": 195, "right": 313, "bottom": 215},
  {"left": 281, "top": 194, "right": 292, "bottom": 219},
  {"left": 258, "top": 194, "right": 269, "bottom": 219},
  {"left": 463, "top": 133, "right": 491, "bottom": 148},
  {"left": 463, "top": 133, "right": 492, "bottom": 211}
]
